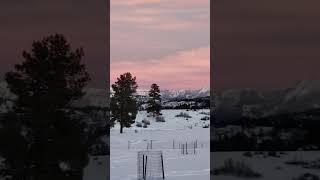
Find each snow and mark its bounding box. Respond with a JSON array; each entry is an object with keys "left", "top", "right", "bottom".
[
  {"left": 111, "top": 88, "right": 210, "bottom": 100},
  {"left": 59, "top": 161, "right": 70, "bottom": 172},
  {"left": 160, "top": 89, "right": 210, "bottom": 100},
  {"left": 135, "top": 89, "right": 210, "bottom": 101},
  {"left": 211, "top": 151, "right": 320, "bottom": 180},
  {"left": 284, "top": 80, "right": 320, "bottom": 102},
  {"left": 83, "top": 156, "right": 109, "bottom": 180},
  {"left": 110, "top": 109, "right": 210, "bottom": 180}
]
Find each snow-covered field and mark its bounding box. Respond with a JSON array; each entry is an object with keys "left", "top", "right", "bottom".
[
  {"left": 110, "top": 109, "right": 210, "bottom": 180},
  {"left": 211, "top": 151, "right": 320, "bottom": 180},
  {"left": 84, "top": 108, "right": 319, "bottom": 180},
  {"left": 83, "top": 156, "right": 109, "bottom": 180}
]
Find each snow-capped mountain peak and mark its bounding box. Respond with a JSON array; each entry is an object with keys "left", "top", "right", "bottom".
[
  {"left": 110, "top": 87, "right": 210, "bottom": 100},
  {"left": 160, "top": 88, "right": 210, "bottom": 100}
]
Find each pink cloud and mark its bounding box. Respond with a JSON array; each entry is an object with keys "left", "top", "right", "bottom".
[
  {"left": 111, "top": 47, "right": 210, "bottom": 90},
  {"left": 112, "top": 0, "right": 209, "bottom": 8},
  {"left": 111, "top": 0, "right": 161, "bottom": 6},
  {"left": 111, "top": 0, "right": 209, "bottom": 31},
  {"left": 170, "top": 0, "right": 209, "bottom": 8},
  {"left": 144, "top": 19, "right": 207, "bottom": 31},
  {"left": 111, "top": 15, "right": 156, "bottom": 24}
]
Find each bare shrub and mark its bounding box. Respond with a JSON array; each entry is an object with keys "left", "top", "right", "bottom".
[
  {"left": 243, "top": 151, "right": 253, "bottom": 158},
  {"left": 292, "top": 173, "right": 320, "bottom": 180},
  {"left": 136, "top": 122, "right": 142, "bottom": 127},
  {"left": 212, "top": 158, "right": 262, "bottom": 178},
  {"left": 142, "top": 119, "right": 150, "bottom": 125},
  {"left": 199, "top": 111, "right": 210, "bottom": 115},
  {"left": 201, "top": 116, "right": 210, "bottom": 121},
  {"left": 202, "top": 124, "right": 209, "bottom": 128},
  {"left": 285, "top": 154, "right": 308, "bottom": 166},
  {"left": 155, "top": 116, "right": 165, "bottom": 122},
  {"left": 175, "top": 112, "right": 192, "bottom": 118}
]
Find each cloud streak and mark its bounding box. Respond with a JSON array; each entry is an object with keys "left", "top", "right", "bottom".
[
  {"left": 111, "top": 3, "right": 209, "bottom": 30},
  {"left": 111, "top": 47, "right": 210, "bottom": 90},
  {"left": 111, "top": 0, "right": 210, "bottom": 90}
]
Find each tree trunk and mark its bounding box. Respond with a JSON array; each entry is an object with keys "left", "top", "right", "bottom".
[{"left": 120, "top": 124, "right": 123, "bottom": 134}]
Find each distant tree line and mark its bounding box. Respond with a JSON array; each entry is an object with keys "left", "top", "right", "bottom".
[{"left": 212, "top": 108, "right": 320, "bottom": 151}]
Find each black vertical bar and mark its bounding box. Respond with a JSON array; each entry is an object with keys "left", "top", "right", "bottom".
[
  {"left": 106, "top": 0, "right": 110, "bottom": 96},
  {"left": 106, "top": 0, "right": 110, "bottom": 178},
  {"left": 210, "top": 1, "right": 214, "bottom": 179}
]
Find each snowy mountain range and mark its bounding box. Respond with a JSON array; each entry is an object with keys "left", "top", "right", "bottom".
[
  {"left": 127, "top": 88, "right": 210, "bottom": 101},
  {"left": 5, "top": 78, "right": 320, "bottom": 112},
  {"left": 0, "top": 81, "right": 209, "bottom": 109},
  {"left": 6, "top": 78, "right": 320, "bottom": 113},
  {"left": 214, "top": 80, "right": 320, "bottom": 123},
  {"left": 160, "top": 88, "right": 210, "bottom": 100}
]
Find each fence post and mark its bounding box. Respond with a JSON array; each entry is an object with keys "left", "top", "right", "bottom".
[
  {"left": 145, "top": 156, "right": 148, "bottom": 180},
  {"left": 161, "top": 154, "right": 165, "bottom": 179},
  {"left": 173, "top": 140, "right": 175, "bottom": 149},
  {"left": 143, "top": 155, "right": 145, "bottom": 179},
  {"left": 181, "top": 144, "right": 183, "bottom": 154},
  {"left": 183, "top": 144, "right": 184, "bottom": 154},
  {"left": 186, "top": 142, "right": 188, "bottom": 155},
  {"left": 182, "top": 144, "right": 184, "bottom": 155}
]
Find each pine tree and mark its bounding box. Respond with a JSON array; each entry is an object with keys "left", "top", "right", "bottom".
[
  {"left": 110, "top": 72, "right": 138, "bottom": 134},
  {"left": 147, "top": 83, "right": 162, "bottom": 117},
  {"left": 0, "top": 34, "right": 91, "bottom": 180}
]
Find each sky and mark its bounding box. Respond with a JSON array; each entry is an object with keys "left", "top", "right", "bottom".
[
  {"left": 213, "top": 0, "right": 320, "bottom": 92},
  {"left": 2, "top": 1, "right": 320, "bottom": 91},
  {"left": 110, "top": 0, "right": 210, "bottom": 90},
  {"left": 0, "top": 0, "right": 108, "bottom": 88}
]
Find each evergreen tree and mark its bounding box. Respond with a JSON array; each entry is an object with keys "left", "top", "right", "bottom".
[
  {"left": 110, "top": 72, "right": 138, "bottom": 133},
  {"left": 146, "top": 83, "right": 162, "bottom": 116},
  {"left": 0, "top": 34, "right": 91, "bottom": 180}
]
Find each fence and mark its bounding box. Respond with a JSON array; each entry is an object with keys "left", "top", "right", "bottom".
[
  {"left": 128, "top": 139, "right": 209, "bottom": 156},
  {"left": 137, "top": 151, "right": 165, "bottom": 180}
]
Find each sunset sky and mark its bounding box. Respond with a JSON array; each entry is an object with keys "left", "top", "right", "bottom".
[
  {"left": 3, "top": 1, "right": 320, "bottom": 91},
  {"left": 110, "top": 0, "right": 210, "bottom": 90}
]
